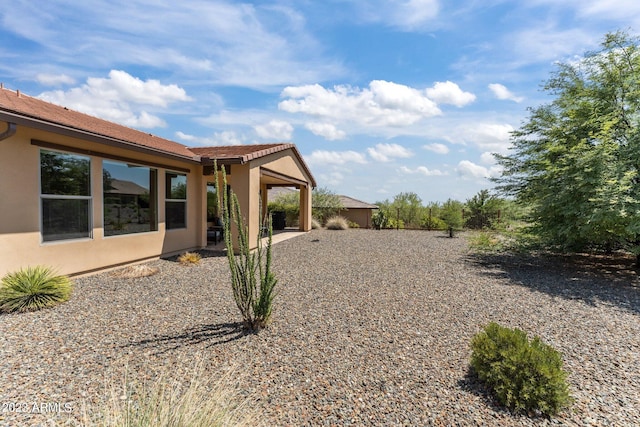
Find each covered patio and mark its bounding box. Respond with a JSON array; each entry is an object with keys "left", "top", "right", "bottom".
[{"left": 192, "top": 144, "right": 317, "bottom": 250}]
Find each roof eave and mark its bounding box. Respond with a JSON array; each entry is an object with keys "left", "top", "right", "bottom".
[{"left": 0, "top": 110, "right": 201, "bottom": 164}]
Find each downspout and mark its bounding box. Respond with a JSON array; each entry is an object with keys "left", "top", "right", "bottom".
[{"left": 0, "top": 122, "right": 16, "bottom": 141}]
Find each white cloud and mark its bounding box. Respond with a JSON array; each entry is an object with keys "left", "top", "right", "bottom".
[
  {"left": 305, "top": 122, "right": 346, "bottom": 140},
  {"left": 488, "top": 83, "right": 524, "bottom": 103},
  {"left": 254, "top": 119, "right": 293, "bottom": 140},
  {"left": 480, "top": 151, "right": 498, "bottom": 165},
  {"left": 35, "top": 73, "right": 75, "bottom": 86},
  {"left": 318, "top": 171, "right": 345, "bottom": 186},
  {"left": 279, "top": 80, "right": 441, "bottom": 129},
  {"left": 175, "top": 130, "right": 244, "bottom": 146},
  {"left": 399, "top": 165, "right": 444, "bottom": 176},
  {"left": 457, "top": 160, "right": 502, "bottom": 179},
  {"left": 426, "top": 81, "right": 476, "bottom": 107},
  {"left": 38, "top": 70, "right": 191, "bottom": 129},
  {"left": 367, "top": 143, "right": 413, "bottom": 162},
  {"left": 358, "top": 0, "right": 441, "bottom": 31},
  {"left": 423, "top": 143, "right": 449, "bottom": 154},
  {"left": 305, "top": 150, "right": 368, "bottom": 165},
  {"left": 455, "top": 123, "right": 514, "bottom": 154}
]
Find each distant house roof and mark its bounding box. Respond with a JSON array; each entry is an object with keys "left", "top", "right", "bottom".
[
  {"left": 105, "top": 179, "right": 149, "bottom": 195},
  {"left": 0, "top": 87, "right": 316, "bottom": 187},
  {"left": 268, "top": 187, "right": 377, "bottom": 209},
  {"left": 337, "top": 195, "right": 378, "bottom": 209}
]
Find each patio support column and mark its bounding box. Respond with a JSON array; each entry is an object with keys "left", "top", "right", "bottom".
[
  {"left": 260, "top": 182, "right": 269, "bottom": 224},
  {"left": 299, "top": 184, "right": 312, "bottom": 231},
  {"left": 228, "top": 163, "right": 261, "bottom": 250}
]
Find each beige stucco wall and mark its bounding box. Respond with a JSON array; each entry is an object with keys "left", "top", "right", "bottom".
[
  {"left": 339, "top": 209, "right": 373, "bottom": 229},
  {"left": 0, "top": 124, "right": 205, "bottom": 277}
]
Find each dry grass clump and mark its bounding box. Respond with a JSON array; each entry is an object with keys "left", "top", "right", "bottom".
[
  {"left": 325, "top": 216, "right": 349, "bottom": 230},
  {"left": 110, "top": 265, "right": 159, "bottom": 279},
  {"left": 90, "top": 360, "right": 261, "bottom": 427},
  {"left": 311, "top": 217, "right": 322, "bottom": 229},
  {"left": 178, "top": 251, "right": 202, "bottom": 266}
]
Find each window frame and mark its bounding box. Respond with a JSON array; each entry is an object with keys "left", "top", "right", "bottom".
[
  {"left": 165, "top": 171, "right": 187, "bottom": 230},
  {"left": 39, "top": 148, "right": 93, "bottom": 243},
  {"left": 102, "top": 159, "right": 158, "bottom": 238}
]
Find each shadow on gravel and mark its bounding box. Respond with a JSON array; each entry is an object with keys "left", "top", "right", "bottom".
[
  {"left": 124, "top": 321, "right": 249, "bottom": 355},
  {"left": 457, "top": 367, "right": 550, "bottom": 422},
  {"left": 467, "top": 252, "right": 640, "bottom": 315}
]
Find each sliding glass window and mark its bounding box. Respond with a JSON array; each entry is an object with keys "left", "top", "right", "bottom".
[
  {"left": 40, "top": 150, "right": 91, "bottom": 242},
  {"left": 103, "top": 160, "right": 157, "bottom": 236}
]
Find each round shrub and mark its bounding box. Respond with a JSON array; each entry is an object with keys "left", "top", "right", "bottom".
[
  {"left": 325, "top": 216, "right": 349, "bottom": 230},
  {"left": 470, "top": 322, "right": 572, "bottom": 416},
  {"left": 311, "top": 217, "right": 322, "bottom": 229},
  {"left": 0, "top": 266, "right": 73, "bottom": 313}
]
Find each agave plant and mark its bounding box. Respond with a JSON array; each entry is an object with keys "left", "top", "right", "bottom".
[{"left": 0, "top": 266, "right": 73, "bottom": 313}]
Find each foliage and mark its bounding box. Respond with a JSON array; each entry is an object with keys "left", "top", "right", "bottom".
[
  {"left": 325, "top": 216, "right": 349, "bottom": 230},
  {"left": 94, "top": 359, "right": 260, "bottom": 426},
  {"left": 467, "top": 231, "right": 509, "bottom": 252},
  {"left": 178, "top": 252, "right": 202, "bottom": 266},
  {"left": 217, "top": 162, "right": 277, "bottom": 331},
  {"left": 494, "top": 31, "right": 640, "bottom": 263},
  {"left": 421, "top": 215, "right": 447, "bottom": 230},
  {"left": 471, "top": 322, "right": 572, "bottom": 416},
  {"left": 465, "top": 190, "right": 504, "bottom": 230},
  {"left": 372, "top": 210, "right": 389, "bottom": 229},
  {"left": 0, "top": 266, "right": 73, "bottom": 313},
  {"left": 311, "top": 217, "right": 322, "bottom": 229},
  {"left": 312, "top": 187, "right": 344, "bottom": 224},
  {"left": 375, "top": 192, "right": 425, "bottom": 228},
  {"left": 440, "top": 198, "right": 464, "bottom": 229},
  {"left": 268, "top": 187, "right": 343, "bottom": 226}
]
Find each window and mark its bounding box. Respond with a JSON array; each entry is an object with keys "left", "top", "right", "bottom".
[
  {"left": 165, "top": 172, "right": 186, "bottom": 229},
  {"left": 40, "top": 150, "right": 91, "bottom": 242},
  {"left": 103, "top": 160, "right": 157, "bottom": 236}
]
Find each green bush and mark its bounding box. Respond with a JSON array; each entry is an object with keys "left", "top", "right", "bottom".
[
  {"left": 0, "top": 266, "right": 73, "bottom": 313},
  {"left": 325, "top": 216, "right": 349, "bottom": 230},
  {"left": 421, "top": 216, "right": 447, "bottom": 230},
  {"left": 470, "top": 322, "right": 572, "bottom": 416},
  {"left": 372, "top": 210, "right": 389, "bottom": 229}
]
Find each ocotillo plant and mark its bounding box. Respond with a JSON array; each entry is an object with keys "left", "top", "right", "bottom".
[{"left": 216, "top": 161, "right": 277, "bottom": 331}]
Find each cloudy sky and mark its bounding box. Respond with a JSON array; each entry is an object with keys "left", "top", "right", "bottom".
[{"left": 2, "top": 1, "right": 639, "bottom": 203}]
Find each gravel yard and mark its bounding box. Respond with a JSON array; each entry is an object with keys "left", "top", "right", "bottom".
[{"left": 1, "top": 229, "right": 639, "bottom": 426}]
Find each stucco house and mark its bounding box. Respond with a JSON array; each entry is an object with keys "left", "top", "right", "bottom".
[{"left": 0, "top": 87, "right": 315, "bottom": 277}]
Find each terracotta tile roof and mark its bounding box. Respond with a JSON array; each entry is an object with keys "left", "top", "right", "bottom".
[
  {"left": 193, "top": 143, "right": 316, "bottom": 187},
  {"left": 0, "top": 87, "right": 197, "bottom": 160},
  {"left": 190, "top": 143, "right": 295, "bottom": 163}
]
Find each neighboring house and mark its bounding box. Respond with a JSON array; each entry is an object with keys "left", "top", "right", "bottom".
[
  {"left": 268, "top": 188, "right": 377, "bottom": 228},
  {"left": 0, "top": 87, "right": 315, "bottom": 277},
  {"left": 336, "top": 195, "right": 378, "bottom": 229}
]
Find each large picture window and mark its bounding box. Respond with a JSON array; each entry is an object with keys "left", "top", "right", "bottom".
[
  {"left": 40, "top": 150, "right": 91, "bottom": 242},
  {"left": 165, "top": 172, "right": 187, "bottom": 229},
  {"left": 103, "top": 160, "right": 158, "bottom": 236}
]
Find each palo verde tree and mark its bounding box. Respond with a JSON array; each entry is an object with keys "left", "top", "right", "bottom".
[{"left": 494, "top": 30, "right": 640, "bottom": 264}]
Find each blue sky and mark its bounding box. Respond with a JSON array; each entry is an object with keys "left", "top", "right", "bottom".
[{"left": 2, "top": 1, "right": 639, "bottom": 204}]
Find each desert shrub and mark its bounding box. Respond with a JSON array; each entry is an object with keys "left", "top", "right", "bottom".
[
  {"left": 325, "top": 216, "right": 349, "bottom": 230},
  {"left": 110, "top": 264, "right": 159, "bottom": 278},
  {"left": 372, "top": 210, "right": 389, "bottom": 229},
  {"left": 178, "top": 251, "right": 202, "bottom": 265},
  {"left": 311, "top": 217, "right": 322, "bottom": 229},
  {"left": 470, "top": 322, "right": 572, "bottom": 416},
  {"left": 421, "top": 215, "right": 447, "bottom": 230},
  {"left": 0, "top": 266, "right": 73, "bottom": 313},
  {"left": 347, "top": 220, "right": 360, "bottom": 228}
]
